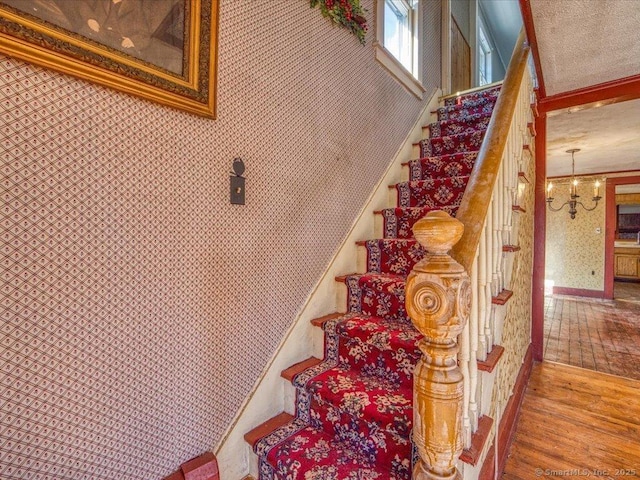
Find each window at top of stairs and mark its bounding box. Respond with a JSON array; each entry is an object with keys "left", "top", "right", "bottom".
[
  {"left": 478, "top": 20, "right": 493, "bottom": 86},
  {"left": 374, "top": 0, "right": 426, "bottom": 99}
]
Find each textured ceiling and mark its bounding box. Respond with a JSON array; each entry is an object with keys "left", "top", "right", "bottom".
[
  {"left": 529, "top": 0, "right": 640, "bottom": 178},
  {"left": 530, "top": 0, "right": 640, "bottom": 96},
  {"left": 546, "top": 99, "right": 640, "bottom": 177}
]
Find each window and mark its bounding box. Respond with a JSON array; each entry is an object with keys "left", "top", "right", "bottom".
[
  {"left": 375, "top": 0, "right": 425, "bottom": 98},
  {"left": 383, "top": 0, "right": 417, "bottom": 74},
  {"left": 478, "top": 23, "right": 492, "bottom": 86}
]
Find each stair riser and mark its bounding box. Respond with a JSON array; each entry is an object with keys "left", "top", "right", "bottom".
[
  {"left": 411, "top": 142, "right": 422, "bottom": 159},
  {"left": 438, "top": 100, "right": 496, "bottom": 121},
  {"left": 408, "top": 154, "right": 476, "bottom": 181},
  {"left": 362, "top": 240, "right": 424, "bottom": 277},
  {"left": 379, "top": 206, "right": 459, "bottom": 239},
  {"left": 443, "top": 87, "right": 500, "bottom": 107},
  {"left": 429, "top": 115, "right": 491, "bottom": 138},
  {"left": 374, "top": 212, "right": 385, "bottom": 239},
  {"left": 395, "top": 177, "right": 468, "bottom": 209},
  {"left": 420, "top": 130, "right": 485, "bottom": 157},
  {"left": 344, "top": 276, "right": 410, "bottom": 323},
  {"left": 336, "top": 337, "right": 419, "bottom": 389}
]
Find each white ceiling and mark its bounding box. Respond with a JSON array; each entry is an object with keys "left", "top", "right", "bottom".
[
  {"left": 530, "top": 0, "right": 640, "bottom": 97},
  {"left": 529, "top": 0, "right": 640, "bottom": 177},
  {"left": 546, "top": 99, "right": 640, "bottom": 177}
]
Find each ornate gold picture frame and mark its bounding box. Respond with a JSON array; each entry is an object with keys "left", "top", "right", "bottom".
[{"left": 0, "top": 0, "right": 218, "bottom": 118}]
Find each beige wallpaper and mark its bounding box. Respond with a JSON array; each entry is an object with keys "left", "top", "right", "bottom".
[
  {"left": 0, "top": 1, "right": 441, "bottom": 478},
  {"left": 545, "top": 176, "right": 606, "bottom": 292}
]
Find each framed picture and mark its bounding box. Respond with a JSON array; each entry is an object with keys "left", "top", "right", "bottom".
[{"left": 0, "top": 0, "right": 218, "bottom": 118}]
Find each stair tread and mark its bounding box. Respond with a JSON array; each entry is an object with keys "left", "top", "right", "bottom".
[
  {"left": 337, "top": 272, "right": 405, "bottom": 282},
  {"left": 442, "top": 85, "right": 500, "bottom": 106},
  {"left": 438, "top": 94, "right": 498, "bottom": 112},
  {"left": 415, "top": 128, "right": 485, "bottom": 147},
  {"left": 436, "top": 97, "right": 498, "bottom": 122},
  {"left": 338, "top": 272, "right": 405, "bottom": 282},
  {"left": 245, "top": 412, "right": 294, "bottom": 448},
  {"left": 428, "top": 112, "right": 493, "bottom": 138},
  {"left": 334, "top": 314, "right": 421, "bottom": 353},
  {"left": 375, "top": 206, "right": 458, "bottom": 215},
  {"left": 401, "top": 151, "right": 479, "bottom": 167},
  {"left": 255, "top": 420, "right": 411, "bottom": 479},
  {"left": 310, "top": 312, "right": 343, "bottom": 327},
  {"left": 431, "top": 111, "right": 493, "bottom": 126},
  {"left": 391, "top": 174, "right": 471, "bottom": 189},
  {"left": 305, "top": 365, "right": 413, "bottom": 430},
  {"left": 478, "top": 345, "right": 505, "bottom": 373},
  {"left": 460, "top": 415, "right": 494, "bottom": 466},
  {"left": 492, "top": 289, "right": 514, "bottom": 305},
  {"left": 357, "top": 238, "right": 418, "bottom": 246},
  {"left": 420, "top": 129, "right": 485, "bottom": 144},
  {"left": 281, "top": 357, "right": 323, "bottom": 381}
]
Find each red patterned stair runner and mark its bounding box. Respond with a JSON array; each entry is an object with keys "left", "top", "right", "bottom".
[{"left": 249, "top": 86, "right": 500, "bottom": 480}]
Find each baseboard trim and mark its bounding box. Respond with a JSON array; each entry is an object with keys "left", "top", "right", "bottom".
[
  {"left": 479, "top": 344, "right": 534, "bottom": 480},
  {"left": 552, "top": 286, "right": 605, "bottom": 298}
]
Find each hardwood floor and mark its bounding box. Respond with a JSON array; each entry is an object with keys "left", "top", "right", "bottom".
[
  {"left": 543, "top": 283, "right": 640, "bottom": 380},
  {"left": 503, "top": 362, "right": 640, "bottom": 479},
  {"left": 614, "top": 281, "right": 640, "bottom": 304}
]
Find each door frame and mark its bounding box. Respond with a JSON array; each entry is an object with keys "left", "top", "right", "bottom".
[
  {"left": 604, "top": 175, "right": 640, "bottom": 298},
  {"left": 441, "top": 0, "right": 452, "bottom": 95}
]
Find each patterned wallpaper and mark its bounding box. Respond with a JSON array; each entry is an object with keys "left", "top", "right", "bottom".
[
  {"left": 545, "top": 177, "right": 606, "bottom": 291},
  {"left": 0, "top": 1, "right": 441, "bottom": 478}
]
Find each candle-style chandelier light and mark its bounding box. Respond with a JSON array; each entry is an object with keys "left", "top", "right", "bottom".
[{"left": 546, "top": 148, "right": 602, "bottom": 219}]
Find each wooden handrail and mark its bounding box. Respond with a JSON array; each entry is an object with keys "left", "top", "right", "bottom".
[
  {"left": 439, "top": 80, "right": 503, "bottom": 102},
  {"left": 451, "top": 28, "right": 530, "bottom": 272}
]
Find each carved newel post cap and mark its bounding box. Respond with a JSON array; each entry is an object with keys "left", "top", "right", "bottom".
[{"left": 412, "top": 211, "right": 464, "bottom": 255}]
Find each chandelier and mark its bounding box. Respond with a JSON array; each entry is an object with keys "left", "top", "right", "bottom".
[{"left": 546, "top": 148, "right": 602, "bottom": 219}]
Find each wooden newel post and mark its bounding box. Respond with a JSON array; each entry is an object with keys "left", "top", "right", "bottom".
[{"left": 406, "top": 211, "right": 471, "bottom": 480}]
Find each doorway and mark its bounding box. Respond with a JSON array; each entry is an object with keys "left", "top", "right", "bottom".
[
  {"left": 609, "top": 182, "right": 640, "bottom": 302},
  {"left": 542, "top": 175, "right": 640, "bottom": 380},
  {"left": 604, "top": 176, "right": 640, "bottom": 300}
]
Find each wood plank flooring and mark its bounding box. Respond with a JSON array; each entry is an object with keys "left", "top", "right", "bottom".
[
  {"left": 503, "top": 362, "right": 640, "bottom": 479},
  {"left": 543, "top": 282, "right": 640, "bottom": 380}
]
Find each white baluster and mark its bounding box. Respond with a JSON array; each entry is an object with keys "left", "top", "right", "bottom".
[
  {"left": 477, "top": 221, "right": 488, "bottom": 360},
  {"left": 460, "top": 299, "right": 471, "bottom": 448},
  {"left": 486, "top": 204, "right": 495, "bottom": 351},
  {"left": 469, "top": 253, "right": 480, "bottom": 432},
  {"left": 496, "top": 162, "right": 504, "bottom": 293}
]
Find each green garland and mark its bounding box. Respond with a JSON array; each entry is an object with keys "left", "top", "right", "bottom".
[{"left": 310, "top": 0, "right": 368, "bottom": 45}]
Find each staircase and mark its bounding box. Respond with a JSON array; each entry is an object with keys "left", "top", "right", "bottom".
[{"left": 244, "top": 86, "right": 501, "bottom": 480}]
